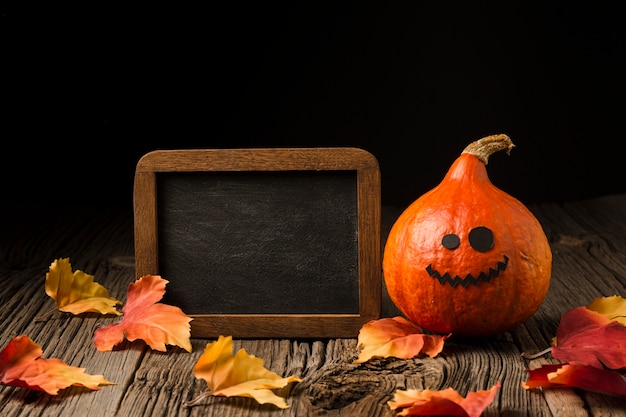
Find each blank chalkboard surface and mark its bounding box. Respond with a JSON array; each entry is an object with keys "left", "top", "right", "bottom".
[{"left": 134, "top": 148, "right": 381, "bottom": 338}]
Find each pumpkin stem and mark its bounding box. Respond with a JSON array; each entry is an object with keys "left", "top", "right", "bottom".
[{"left": 462, "top": 134, "right": 515, "bottom": 165}]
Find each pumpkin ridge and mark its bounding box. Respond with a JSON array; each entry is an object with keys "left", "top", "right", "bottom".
[{"left": 425, "top": 255, "right": 509, "bottom": 288}]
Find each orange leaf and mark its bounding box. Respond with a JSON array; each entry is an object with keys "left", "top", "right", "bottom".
[
  {"left": 353, "top": 316, "right": 449, "bottom": 364},
  {"left": 45, "top": 258, "right": 122, "bottom": 315},
  {"left": 521, "top": 364, "right": 560, "bottom": 390},
  {"left": 551, "top": 306, "right": 626, "bottom": 369},
  {"left": 522, "top": 363, "right": 626, "bottom": 397},
  {"left": 93, "top": 275, "right": 192, "bottom": 352},
  {"left": 388, "top": 382, "right": 500, "bottom": 417},
  {"left": 0, "top": 335, "right": 114, "bottom": 395},
  {"left": 184, "top": 335, "right": 302, "bottom": 409}
]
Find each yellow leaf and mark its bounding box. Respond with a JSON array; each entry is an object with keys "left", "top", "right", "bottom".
[
  {"left": 588, "top": 295, "right": 626, "bottom": 325},
  {"left": 45, "top": 258, "right": 122, "bottom": 315},
  {"left": 185, "top": 335, "right": 302, "bottom": 409}
]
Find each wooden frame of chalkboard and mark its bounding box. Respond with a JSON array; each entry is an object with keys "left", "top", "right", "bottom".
[{"left": 134, "top": 148, "right": 381, "bottom": 338}]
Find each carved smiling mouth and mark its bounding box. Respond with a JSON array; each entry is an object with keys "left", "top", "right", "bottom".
[{"left": 425, "top": 255, "right": 509, "bottom": 288}]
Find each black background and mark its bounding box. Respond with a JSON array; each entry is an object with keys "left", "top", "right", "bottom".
[{"left": 3, "top": 3, "right": 625, "bottom": 212}]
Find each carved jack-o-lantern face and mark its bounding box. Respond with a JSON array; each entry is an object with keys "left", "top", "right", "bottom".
[
  {"left": 426, "top": 226, "right": 509, "bottom": 288},
  {"left": 382, "top": 135, "right": 552, "bottom": 338}
]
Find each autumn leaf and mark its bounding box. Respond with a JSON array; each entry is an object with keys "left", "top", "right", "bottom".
[
  {"left": 388, "top": 382, "right": 500, "bottom": 417},
  {"left": 551, "top": 306, "right": 626, "bottom": 370},
  {"left": 184, "top": 335, "right": 302, "bottom": 409},
  {"left": 522, "top": 296, "right": 626, "bottom": 397},
  {"left": 523, "top": 363, "right": 626, "bottom": 397},
  {"left": 45, "top": 257, "right": 122, "bottom": 316},
  {"left": 93, "top": 275, "right": 192, "bottom": 352},
  {"left": 588, "top": 295, "right": 626, "bottom": 325},
  {"left": 0, "top": 335, "right": 114, "bottom": 395},
  {"left": 353, "top": 316, "right": 449, "bottom": 364}
]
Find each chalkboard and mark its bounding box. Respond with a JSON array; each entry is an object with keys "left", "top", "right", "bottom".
[{"left": 134, "top": 148, "right": 381, "bottom": 338}]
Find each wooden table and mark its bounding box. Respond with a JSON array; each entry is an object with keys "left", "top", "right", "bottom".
[{"left": 1, "top": 194, "right": 625, "bottom": 416}]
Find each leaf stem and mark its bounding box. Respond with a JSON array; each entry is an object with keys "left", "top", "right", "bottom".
[
  {"left": 182, "top": 390, "right": 213, "bottom": 407},
  {"left": 33, "top": 309, "right": 61, "bottom": 323},
  {"left": 521, "top": 346, "right": 552, "bottom": 360}
]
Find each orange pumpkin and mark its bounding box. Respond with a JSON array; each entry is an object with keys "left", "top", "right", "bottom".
[{"left": 383, "top": 134, "right": 552, "bottom": 338}]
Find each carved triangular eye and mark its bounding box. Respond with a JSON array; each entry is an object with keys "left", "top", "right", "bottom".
[
  {"left": 469, "top": 226, "right": 494, "bottom": 252},
  {"left": 441, "top": 233, "right": 460, "bottom": 249}
]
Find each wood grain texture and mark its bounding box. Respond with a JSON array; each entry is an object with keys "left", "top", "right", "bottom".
[{"left": 1, "top": 195, "right": 626, "bottom": 416}]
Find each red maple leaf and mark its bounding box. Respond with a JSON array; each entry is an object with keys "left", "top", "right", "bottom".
[
  {"left": 551, "top": 306, "right": 626, "bottom": 370},
  {"left": 93, "top": 275, "right": 192, "bottom": 352},
  {"left": 523, "top": 299, "right": 626, "bottom": 397}
]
